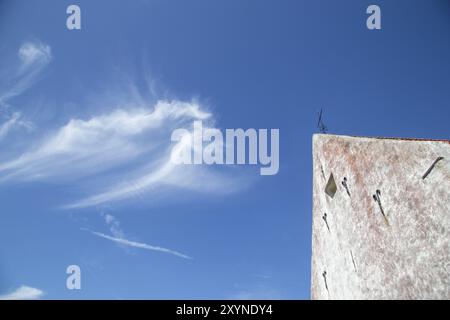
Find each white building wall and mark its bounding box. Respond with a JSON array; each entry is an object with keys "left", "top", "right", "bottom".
[{"left": 311, "top": 134, "right": 450, "bottom": 299}]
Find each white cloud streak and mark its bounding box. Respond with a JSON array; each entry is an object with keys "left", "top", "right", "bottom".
[
  {"left": 66, "top": 161, "right": 176, "bottom": 209},
  {"left": 0, "top": 47, "right": 246, "bottom": 208},
  {"left": 18, "top": 42, "right": 52, "bottom": 69},
  {"left": 0, "top": 97, "right": 244, "bottom": 208},
  {"left": 0, "top": 113, "right": 22, "bottom": 140},
  {"left": 0, "top": 41, "right": 52, "bottom": 107},
  {"left": 85, "top": 228, "right": 193, "bottom": 260},
  {"left": 101, "top": 212, "right": 125, "bottom": 239},
  {"left": 0, "top": 100, "right": 209, "bottom": 182},
  {"left": 0, "top": 286, "right": 44, "bottom": 300},
  {"left": 0, "top": 41, "right": 50, "bottom": 144}
]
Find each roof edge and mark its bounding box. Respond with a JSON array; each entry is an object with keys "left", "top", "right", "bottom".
[{"left": 312, "top": 133, "right": 450, "bottom": 144}]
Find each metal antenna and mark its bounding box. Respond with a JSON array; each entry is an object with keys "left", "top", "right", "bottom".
[{"left": 317, "top": 108, "right": 328, "bottom": 134}]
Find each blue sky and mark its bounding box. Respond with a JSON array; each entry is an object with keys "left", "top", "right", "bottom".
[{"left": 0, "top": 0, "right": 449, "bottom": 299}]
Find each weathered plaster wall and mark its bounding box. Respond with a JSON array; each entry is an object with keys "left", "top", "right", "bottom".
[{"left": 311, "top": 134, "right": 450, "bottom": 299}]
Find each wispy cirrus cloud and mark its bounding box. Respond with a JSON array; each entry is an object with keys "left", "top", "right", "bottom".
[
  {"left": 0, "top": 41, "right": 52, "bottom": 108},
  {"left": 101, "top": 212, "right": 126, "bottom": 239},
  {"left": 0, "top": 41, "right": 50, "bottom": 141},
  {"left": 0, "top": 44, "right": 248, "bottom": 208},
  {"left": 84, "top": 228, "right": 193, "bottom": 260},
  {"left": 18, "top": 41, "right": 52, "bottom": 70},
  {"left": 0, "top": 112, "right": 31, "bottom": 141},
  {"left": 0, "top": 100, "right": 209, "bottom": 182},
  {"left": 0, "top": 96, "right": 246, "bottom": 208},
  {"left": 63, "top": 127, "right": 238, "bottom": 209},
  {"left": 0, "top": 286, "right": 44, "bottom": 300}
]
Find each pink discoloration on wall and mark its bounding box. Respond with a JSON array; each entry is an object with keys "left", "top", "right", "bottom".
[{"left": 311, "top": 134, "right": 450, "bottom": 300}]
